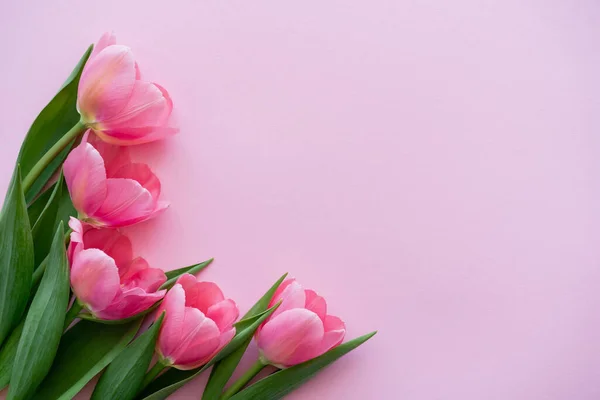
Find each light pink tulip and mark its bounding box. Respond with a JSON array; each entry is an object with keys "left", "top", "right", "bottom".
[
  {"left": 156, "top": 274, "right": 239, "bottom": 370},
  {"left": 67, "top": 217, "right": 167, "bottom": 320},
  {"left": 77, "top": 31, "right": 177, "bottom": 146},
  {"left": 63, "top": 131, "right": 167, "bottom": 228},
  {"left": 256, "top": 279, "right": 346, "bottom": 368}
]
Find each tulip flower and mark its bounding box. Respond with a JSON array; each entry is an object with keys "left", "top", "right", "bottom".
[
  {"left": 256, "top": 279, "right": 346, "bottom": 367},
  {"left": 67, "top": 217, "right": 167, "bottom": 320},
  {"left": 77, "top": 31, "right": 177, "bottom": 145},
  {"left": 221, "top": 279, "right": 346, "bottom": 399},
  {"left": 155, "top": 274, "right": 239, "bottom": 370},
  {"left": 63, "top": 131, "right": 167, "bottom": 228}
]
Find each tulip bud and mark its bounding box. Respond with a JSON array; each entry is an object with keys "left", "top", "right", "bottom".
[
  {"left": 77, "top": 32, "right": 177, "bottom": 146},
  {"left": 156, "top": 274, "right": 239, "bottom": 370},
  {"left": 256, "top": 279, "right": 346, "bottom": 368}
]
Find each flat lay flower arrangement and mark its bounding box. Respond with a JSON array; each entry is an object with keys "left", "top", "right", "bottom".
[{"left": 0, "top": 32, "right": 376, "bottom": 400}]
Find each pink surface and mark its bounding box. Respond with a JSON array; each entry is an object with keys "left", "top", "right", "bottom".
[{"left": 1, "top": 1, "right": 599, "bottom": 399}]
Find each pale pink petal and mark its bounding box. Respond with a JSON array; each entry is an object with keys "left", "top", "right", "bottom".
[
  {"left": 269, "top": 278, "right": 296, "bottom": 308},
  {"left": 123, "top": 267, "right": 167, "bottom": 292},
  {"left": 184, "top": 281, "right": 225, "bottom": 314},
  {"left": 93, "top": 178, "right": 155, "bottom": 227},
  {"left": 68, "top": 217, "right": 84, "bottom": 263},
  {"left": 258, "top": 308, "right": 324, "bottom": 367},
  {"left": 318, "top": 315, "right": 346, "bottom": 356},
  {"left": 82, "top": 226, "right": 133, "bottom": 270},
  {"left": 89, "top": 32, "right": 117, "bottom": 61},
  {"left": 97, "top": 126, "right": 179, "bottom": 146},
  {"left": 157, "top": 284, "right": 186, "bottom": 360},
  {"left": 70, "top": 248, "right": 120, "bottom": 313},
  {"left": 170, "top": 308, "right": 221, "bottom": 369},
  {"left": 100, "top": 81, "right": 173, "bottom": 130},
  {"left": 78, "top": 45, "right": 136, "bottom": 123},
  {"left": 63, "top": 142, "right": 108, "bottom": 216},
  {"left": 206, "top": 299, "right": 239, "bottom": 331},
  {"left": 87, "top": 132, "right": 131, "bottom": 177},
  {"left": 268, "top": 280, "right": 306, "bottom": 321},
  {"left": 96, "top": 287, "right": 165, "bottom": 320},
  {"left": 304, "top": 289, "right": 327, "bottom": 322},
  {"left": 111, "top": 163, "right": 161, "bottom": 199}
]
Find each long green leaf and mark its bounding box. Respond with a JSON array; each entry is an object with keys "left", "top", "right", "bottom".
[
  {"left": 0, "top": 167, "right": 34, "bottom": 347},
  {"left": 202, "top": 273, "right": 288, "bottom": 399},
  {"left": 160, "top": 258, "right": 214, "bottom": 289},
  {"left": 0, "top": 321, "right": 24, "bottom": 390},
  {"left": 31, "top": 174, "right": 75, "bottom": 267},
  {"left": 27, "top": 186, "right": 53, "bottom": 225},
  {"left": 139, "top": 305, "right": 281, "bottom": 400},
  {"left": 17, "top": 44, "right": 92, "bottom": 202},
  {"left": 8, "top": 223, "right": 70, "bottom": 400},
  {"left": 230, "top": 332, "right": 377, "bottom": 400},
  {"left": 92, "top": 314, "right": 165, "bottom": 400},
  {"left": 34, "top": 319, "right": 141, "bottom": 400}
]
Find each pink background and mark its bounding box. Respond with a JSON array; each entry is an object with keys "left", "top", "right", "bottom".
[{"left": 1, "top": 1, "right": 599, "bottom": 399}]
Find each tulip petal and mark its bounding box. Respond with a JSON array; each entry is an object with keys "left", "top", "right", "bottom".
[
  {"left": 269, "top": 280, "right": 306, "bottom": 321},
  {"left": 96, "top": 287, "right": 165, "bottom": 320},
  {"left": 171, "top": 307, "right": 221, "bottom": 369},
  {"left": 100, "top": 81, "right": 173, "bottom": 130},
  {"left": 89, "top": 31, "right": 117, "bottom": 61},
  {"left": 82, "top": 226, "right": 133, "bottom": 270},
  {"left": 157, "top": 284, "right": 186, "bottom": 360},
  {"left": 111, "top": 163, "right": 161, "bottom": 199},
  {"left": 70, "top": 248, "right": 120, "bottom": 313},
  {"left": 119, "top": 257, "right": 150, "bottom": 282},
  {"left": 63, "top": 142, "right": 108, "bottom": 216},
  {"left": 304, "top": 289, "right": 327, "bottom": 322},
  {"left": 97, "top": 126, "right": 179, "bottom": 146},
  {"left": 207, "top": 299, "right": 239, "bottom": 331},
  {"left": 319, "top": 315, "right": 346, "bottom": 356},
  {"left": 94, "top": 178, "right": 155, "bottom": 227},
  {"left": 87, "top": 132, "right": 132, "bottom": 177},
  {"left": 68, "top": 217, "right": 84, "bottom": 263},
  {"left": 79, "top": 45, "right": 137, "bottom": 123},
  {"left": 183, "top": 281, "right": 225, "bottom": 314},
  {"left": 258, "top": 308, "right": 324, "bottom": 367},
  {"left": 123, "top": 267, "right": 167, "bottom": 292}
]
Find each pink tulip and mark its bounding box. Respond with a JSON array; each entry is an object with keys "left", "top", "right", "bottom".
[
  {"left": 77, "top": 31, "right": 177, "bottom": 146},
  {"left": 63, "top": 131, "right": 167, "bottom": 228},
  {"left": 67, "top": 217, "right": 167, "bottom": 320},
  {"left": 156, "top": 274, "right": 239, "bottom": 370},
  {"left": 256, "top": 279, "right": 346, "bottom": 368}
]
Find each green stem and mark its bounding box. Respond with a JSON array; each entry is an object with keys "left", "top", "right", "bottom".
[
  {"left": 22, "top": 120, "right": 86, "bottom": 193},
  {"left": 63, "top": 300, "right": 83, "bottom": 331},
  {"left": 221, "top": 359, "right": 266, "bottom": 400},
  {"left": 140, "top": 362, "right": 168, "bottom": 392}
]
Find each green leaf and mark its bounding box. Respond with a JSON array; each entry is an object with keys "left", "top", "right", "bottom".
[
  {"left": 230, "top": 332, "right": 377, "bottom": 400},
  {"left": 31, "top": 174, "right": 75, "bottom": 267},
  {"left": 160, "top": 258, "right": 214, "bottom": 289},
  {"left": 139, "top": 305, "right": 281, "bottom": 400},
  {"left": 92, "top": 314, "right": 165, "bottom": 400},
  {"left": 0, "top": 167, "right": 34, "bottom": 347},
  {"left": 202, "top": 273, "right": 288, "bottom": 399},
  {"left": 0, "top": 321, "right": 24, "bottom": 390},
  {"left": 34, "top": 319, "right": 141, "bottom": 400},
  {"left": 8, "top": 222, "right": 70, "bottom": 400},
  {"left": 17, "top": 44, "right": 92, "bottom": 202},
  {"left": 27, "top": 186, "right": 53, "bottom": 225}
]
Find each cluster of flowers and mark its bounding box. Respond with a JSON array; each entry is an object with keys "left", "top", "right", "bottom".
[{"left": 0, "top": 32, "right": 374, "bottom": 400}]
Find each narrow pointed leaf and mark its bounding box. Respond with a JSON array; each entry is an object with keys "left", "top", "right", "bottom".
[
  {"left": 27, "top": 186, "right": 53, "bottom": 225},
  {"left": 0, "top": 321, "right": 24, "bottom": 390},
  {"left": 92, "top": 314, "right": 165, "bottom": 400},
  {"left": 31, "top": 174, "right": 75, "bottom": 267},
  {"left": 229, "top": 332, "right": 377, "bottom": 400},
  {"left": 8, "top": 223, "right": 70, "bottom": 400},
  {"left": 0, "top": 167, "right": 34, "bottom": 347},
  {"left": 203, "top": 273, "right": 288, "bottom": 399},
  {"left": 17, "top": 44, "right": 92, "bottom": 201},
  {"left": 34, "top": 319, "right": 141, "bottom": 400},
  {"left": 139, "top": 304, "right": 281, "bottom": 400},
  {"left": 160, "top": 258, "right": 214, "bottom": 289}
]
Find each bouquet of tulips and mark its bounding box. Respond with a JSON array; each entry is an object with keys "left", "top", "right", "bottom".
[{"left": 0, "top": 32, "right": 376, "bottom": 400}]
